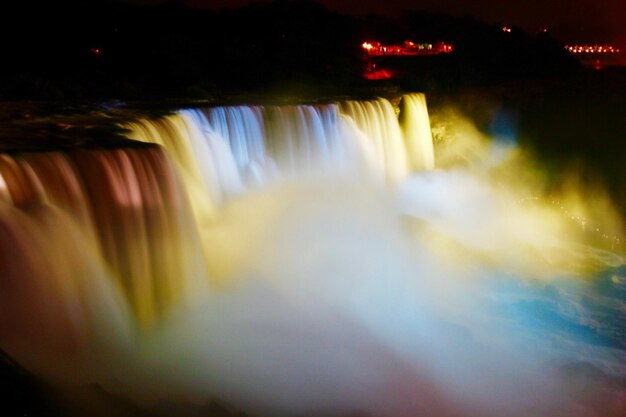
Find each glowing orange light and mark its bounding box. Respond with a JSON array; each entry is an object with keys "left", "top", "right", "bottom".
[{"left": 502, "top": 26, "right": 512, "bottom": 33}]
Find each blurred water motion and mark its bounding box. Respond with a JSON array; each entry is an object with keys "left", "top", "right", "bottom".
[{"left": 0, "top": 94, "right": 624, "bottom": 417}]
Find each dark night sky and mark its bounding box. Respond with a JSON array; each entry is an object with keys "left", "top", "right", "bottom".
[{"left": 131, "top": 0, "right": 626, "bottom": 63}]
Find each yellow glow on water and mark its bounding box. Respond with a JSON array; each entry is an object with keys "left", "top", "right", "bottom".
[
  {"left": 340, "top": 98, "right": 410, "bottom": 181},
  {"left": 124, "top": 116, "right": 220, "bottom": 228},
  {"left": 423, "top": 105, "right": 624, "bottom": 267},
  {"left": 401, "top": 93, "right": 435, "bottom": 171}
]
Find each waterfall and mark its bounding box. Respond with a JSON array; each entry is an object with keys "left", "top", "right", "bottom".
[
  {"left": 0, "top": 94, "right": 437, "bottom": 367},
  {"left": 340, "top": 97, "right": 410, "bottom": 181},
  {"left": 0, "top": 148, "right": 207, "bottom": 335},
  {"left": 401, "top": 93, "right": 435, "bottom": 171},
  {"left": 1, "top": 95, "right": 436, "bottom": 336},
  {"left": 125, "top": 96, "right": 435, "bottom": 215},
  {"left": 0, "top": 94, "right": 623, "bottom": 417}
]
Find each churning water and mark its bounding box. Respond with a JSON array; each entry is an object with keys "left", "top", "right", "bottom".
[{"left": 0, "top": 94, "right": 624, "bottom": 416}]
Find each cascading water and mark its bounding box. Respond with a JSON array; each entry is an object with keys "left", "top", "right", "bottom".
[
  {"left": 400, "top": 93, "right": 435, "bottom": 171},
  {"left": 0, "top": 93, "right": 624, "bottom": 417}
]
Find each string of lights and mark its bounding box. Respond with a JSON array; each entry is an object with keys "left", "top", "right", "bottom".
[
  {"left": 361, "top": 41, "right": 453, "bottom": 56},
  {"left": 565, "top": 45, "right": 620, "bottom": 54}
]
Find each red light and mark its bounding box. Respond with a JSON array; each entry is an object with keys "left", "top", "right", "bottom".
[
  {"left": 360, "top": 40, "right": 453, "bottom": 56},
  {"left": 90, "top": 48, "right": 102, "bottom": 56},
  {"left": 363, "top": 69, "right": 394, "bottom": 80}
]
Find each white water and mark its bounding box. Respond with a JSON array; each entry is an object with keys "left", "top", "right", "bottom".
[{"left": 0, "top": 94, "right": 623, "bottom": 416}]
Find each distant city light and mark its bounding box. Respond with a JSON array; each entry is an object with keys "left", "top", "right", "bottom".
[
  {"left": 502, "top": 26, "right": 512, "bottom": 33},
  {"left": 565, "top": 44, "right": 620, "bottom": 54},
  {"left": 360, "top": 40, "right": 453, "bottom": 56}
]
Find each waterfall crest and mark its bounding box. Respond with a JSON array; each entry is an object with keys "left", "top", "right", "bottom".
[{"left": 124, "top": 95, "right": 435, "bottom": 214}]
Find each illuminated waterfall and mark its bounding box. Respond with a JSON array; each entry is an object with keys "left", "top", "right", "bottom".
[
  {"left": 340, "top": 98, "right": 410, "bottom": 181},
  {"left": 125, "top": 96, "right": 434, "bottom": 213},
  {"left": 401, "top": 93, "right": 435, "bottom": 170},
  {"left": 0, "top": 149, "right": 206, "bottom": 335},
  {"left": 0, "top": 95, "right": 437, "bottom": 369},
  {"left": 0, "top": 94, "right": 623, "bottom": 417}
]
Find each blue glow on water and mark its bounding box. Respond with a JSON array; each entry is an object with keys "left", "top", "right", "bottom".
[{"left": 486, "top": 263, "right": 626, "bottom": 377}]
